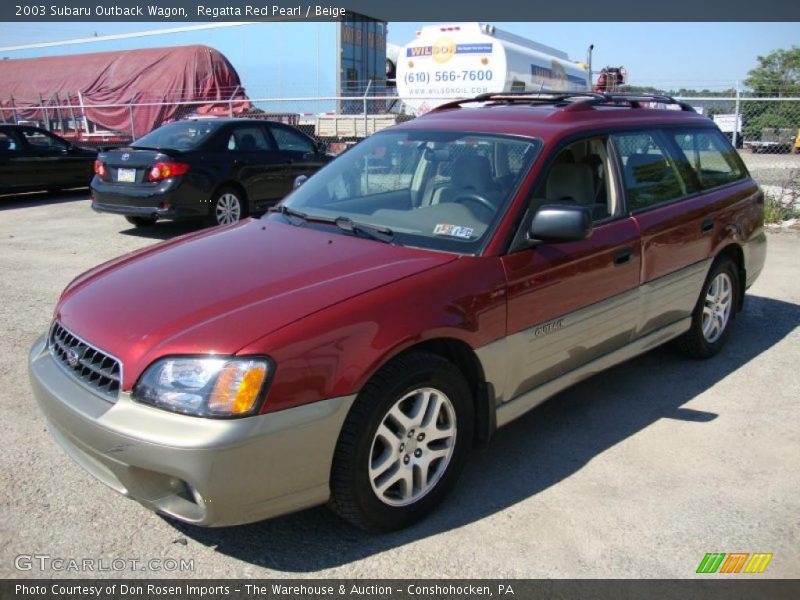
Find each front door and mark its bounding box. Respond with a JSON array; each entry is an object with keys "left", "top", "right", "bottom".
[
  {"left": 266, "top": 123, "right": 327, "bottom": 196},
  {"left": 499, "top": 136, "right": 642, "bottom": 402}
]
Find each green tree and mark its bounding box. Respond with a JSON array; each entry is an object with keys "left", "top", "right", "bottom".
[{"left": 744, "top": 46, "right": 800, "bottom": 97}]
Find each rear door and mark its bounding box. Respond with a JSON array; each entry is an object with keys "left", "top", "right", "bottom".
[
  {"left": 499, "top": 136, "right": 642, "bottom": 402},
  {"left": 265, "top": 123, "right": 327, "bottom": 194},
  {"left": 611, "top": 128, "right": 732, "bottom": 337},
  {"left": 225, "top": 124, "right": 289, "bottom": 211},
  {"left": 18, "top": 128, "right": 85, "bottom": 188}
]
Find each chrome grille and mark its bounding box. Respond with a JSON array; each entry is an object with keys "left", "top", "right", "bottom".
[{"left": 48, "top": 322, "right": 122, "bottom": 401}]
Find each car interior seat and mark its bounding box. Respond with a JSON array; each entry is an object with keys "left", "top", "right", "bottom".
[{"left": 238, "top": 134, "right": 257, "bottom": 151}]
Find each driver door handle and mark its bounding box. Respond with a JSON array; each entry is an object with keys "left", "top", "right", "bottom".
[{"left": 613, "top": 247, "right": 633, "bottom": 266}]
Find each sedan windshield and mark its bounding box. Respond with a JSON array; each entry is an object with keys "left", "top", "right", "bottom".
[
  {"left": 132, "top": 120, "right": 218, "bottom": 151},
  {"left": 275, "top": 130, "right": 540, "bottom": 253}
]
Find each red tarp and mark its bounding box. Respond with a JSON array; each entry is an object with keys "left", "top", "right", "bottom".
[{"left": 0, "top": 45, "right": 250, "bottom": 137}]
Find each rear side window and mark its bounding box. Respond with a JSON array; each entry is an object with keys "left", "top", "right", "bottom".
[
  {"left": 612, "top": 131, "right": 692, "bottom": 212},
  {"left": 670, "top": 129, "right": 746, "bottom": 190},
  {"left": 20, "top": 129, "right": 68, "bottom": 151}
]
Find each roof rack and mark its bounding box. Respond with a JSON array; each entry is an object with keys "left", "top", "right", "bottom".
[{"left": 431, "top": 92, "right": 696, "bottom": 113}]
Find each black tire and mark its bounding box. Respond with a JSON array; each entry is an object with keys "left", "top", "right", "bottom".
[
  {"left": 124, "top": 216, "right": 157, "bottom": 227},
  {"left": 329, "top": 352, "right": 474, "bottom": 532},
  {"left": 207, "top": 186, "right": 247, "bottom": 227},
  {"left": 675, "top": 258, "right": 740, "bottom": 359}
]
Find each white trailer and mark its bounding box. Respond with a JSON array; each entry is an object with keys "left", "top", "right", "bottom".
[{"left": 396, "top": 23, "right": 591, "bottom": 115}]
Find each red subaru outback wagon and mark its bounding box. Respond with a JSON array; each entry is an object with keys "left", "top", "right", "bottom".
[{"left": 29, "top": 93, "right": 766, "bottom": 531}]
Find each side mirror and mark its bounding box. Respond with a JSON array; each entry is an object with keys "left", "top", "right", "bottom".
[
  {"left": 293, "top": 175, "right": 309, "bottom": 189},
  {"left": 316, "top": 141, "right": 328, "bottom": 154},
  {"left": 529, "top": 204, "right": 593, "bottom": 243}
]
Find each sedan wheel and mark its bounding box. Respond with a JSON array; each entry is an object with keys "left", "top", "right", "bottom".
[{"left": 215, "top": 192, "right": 242, "bottom": 225}]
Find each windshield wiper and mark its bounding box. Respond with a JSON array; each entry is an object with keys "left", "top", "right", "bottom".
[
  {"left": 334, "top": 216, "right": 394, "bottom": 244},
  {"left": 268, "top": 207, "right": 393, "bottom": 243},
  {"left": 268, "top": 204, "right": 313, "bottom": 224}
]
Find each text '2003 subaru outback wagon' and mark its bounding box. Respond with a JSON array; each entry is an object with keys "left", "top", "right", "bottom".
[{"left": 29, "top": 93, "right": 766, "bottom": 531}]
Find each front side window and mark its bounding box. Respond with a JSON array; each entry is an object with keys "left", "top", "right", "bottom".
[
  {"left": 612, "top": 130, "right": 692, "bottom": 211},
  {"left": 670, "top": 128, "right": 746, "bottom": 190},
  {"left": 530, "top": 136, "right": 620, "bottom": 222},
  {"left": 271, "top": 126, "right": 315, "bottom": 153},
  {"left": 275, "top": 130, "right": 540, "bottom": 253},
  {"left": 0, "top": 132, "right": 18, "bottom": 152}
]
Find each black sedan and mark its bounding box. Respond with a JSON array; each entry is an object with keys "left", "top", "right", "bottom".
[
  {"left": 91, "top": 118, "right": 331, "bottom": 227},
  {"left": 0, "top": 125, "right": 96, "bottom": 194}
]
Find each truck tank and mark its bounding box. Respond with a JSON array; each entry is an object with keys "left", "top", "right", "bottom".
[{"left": 396, "top": 23, "right": 591, "bottom": 115}]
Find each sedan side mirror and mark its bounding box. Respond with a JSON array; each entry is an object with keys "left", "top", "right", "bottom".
[
  {"left": 293, "top": 175, "right": 309, "bottom": 189},
  {"left": 316, "top": 141, "right": 328, "bottom": 154},
  {"left": 529, "top": 204, "right": 593, "bottom": 243}
]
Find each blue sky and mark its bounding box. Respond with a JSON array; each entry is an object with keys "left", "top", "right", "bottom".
[{"left": 1, "top": 21, "right": 797, "bottom": 92}]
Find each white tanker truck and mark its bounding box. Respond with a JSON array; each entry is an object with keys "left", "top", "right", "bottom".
[{"left": 396, "top": 23, "right": 593, "bottom": 115}]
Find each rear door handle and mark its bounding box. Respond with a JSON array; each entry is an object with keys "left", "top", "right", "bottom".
[
  {"left": 613, "top": 247, "right": 633, "bottom": 266},
  {"left": 701, "top": 219, "right": 714, "bottom": 232}
]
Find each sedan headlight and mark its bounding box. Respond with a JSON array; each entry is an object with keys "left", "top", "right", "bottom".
[{"left": 133, "top": 357, "right": 271, "bottom": 417}]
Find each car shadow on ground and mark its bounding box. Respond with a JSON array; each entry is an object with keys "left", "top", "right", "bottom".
[
  {"left": 0, "top": 189, "right": 89, "bottom": 210},
  {"left": 117, "top": 220, "right": 202, "bottom": 240},
  {"left": 170, "top": 294, "right": 799, "bottom": 572}
]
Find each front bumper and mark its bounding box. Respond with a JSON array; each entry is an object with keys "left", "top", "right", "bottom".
[{"left": 28, "top": 335, "right": 355, "bottom": 527}]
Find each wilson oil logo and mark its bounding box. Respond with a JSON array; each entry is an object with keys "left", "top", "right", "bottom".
[{"left": 696, "top": 552, "right": 773, "bottom": 574}]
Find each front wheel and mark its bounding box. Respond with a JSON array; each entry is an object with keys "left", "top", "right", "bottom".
[
  {"left": 329, "top": 352, "right": 473, "bottom": 532},
  {"left": 676, "top": 258, "right": 740, "bottom": 359}
]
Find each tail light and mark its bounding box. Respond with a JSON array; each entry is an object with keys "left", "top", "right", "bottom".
[
  {"left": 94, "top": 160, "right": 107, "bottom": 179},
  {"left": 147, "top": 162, "right": 190, "bottom": 182}
]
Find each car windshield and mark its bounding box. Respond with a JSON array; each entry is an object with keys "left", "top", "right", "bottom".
[
  {"left": 132, "top": 120, "right": 218, "bottom": 151},
  {"left": 273, "top": 130, "right": 540, "bottom": 253}
]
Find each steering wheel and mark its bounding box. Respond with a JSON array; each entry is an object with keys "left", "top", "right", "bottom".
[{"left": 451, "top": 192, "right": 495, "bottom": 213}]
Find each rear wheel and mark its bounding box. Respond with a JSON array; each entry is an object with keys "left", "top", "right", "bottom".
[
  {"left": 124, "top": 216, "right": 157, "bottom": 227},
  {"left": 676, "top": 258, "right": 740, "bottom": 359},
  {"left": 329, "top": 352, "right": 473, "bottom": 532},
  {"left": 208, "top": 186, "right": 246, "bottom": 226}
]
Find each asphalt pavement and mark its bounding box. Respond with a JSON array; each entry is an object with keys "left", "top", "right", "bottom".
[{"left": 1, "top": 191, "right": 797, "bottom": 578}]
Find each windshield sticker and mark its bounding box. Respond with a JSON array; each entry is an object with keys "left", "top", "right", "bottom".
[{"left": 433, "top": 224, "right": 474, "bottom": 239}]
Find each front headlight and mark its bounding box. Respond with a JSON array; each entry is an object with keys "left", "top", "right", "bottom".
[{"left": 132, "top": 356, "right": 271, "bottom": 417}]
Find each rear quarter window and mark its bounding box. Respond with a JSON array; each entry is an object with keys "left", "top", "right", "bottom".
[{"left": 669, "top": 128, "right": 747, "bottom": 190}]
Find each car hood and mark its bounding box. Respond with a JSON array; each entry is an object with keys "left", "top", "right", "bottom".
[{"left": 56, "top": 219, "right": 457, "bottom": 389}]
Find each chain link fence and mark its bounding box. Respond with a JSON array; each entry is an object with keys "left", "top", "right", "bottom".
[
  {"left": 675, "top": 95, "right": 800, "bottom": 220},
  {"left": 3, "top": 90, "right": 798, "bottom": 218}
]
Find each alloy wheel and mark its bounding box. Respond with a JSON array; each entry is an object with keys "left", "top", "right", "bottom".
[
  {"left": 702, "top": 272, "right": 733, "bottom": 343},
  {"left": 368, "top": 387, "right": 457, "bottom": 507},
  {"left": 215, "top": 193, "right": 241, "bottom": 225}
]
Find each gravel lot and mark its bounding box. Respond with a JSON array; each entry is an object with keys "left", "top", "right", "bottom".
[{"left": 1, "top": 192, "right": 798, "bottom": 579}]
